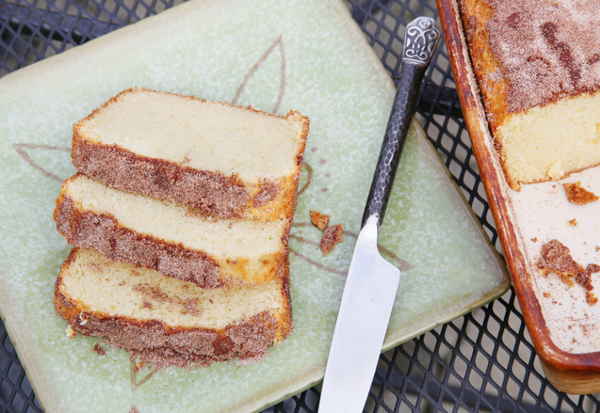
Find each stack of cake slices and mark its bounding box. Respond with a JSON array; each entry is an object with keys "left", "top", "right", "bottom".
[{"left": 53, "top": 88, "right": 309, "bottom": 368}]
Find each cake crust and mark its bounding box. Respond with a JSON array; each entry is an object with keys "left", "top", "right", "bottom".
[{"left": 72, "top": 88, "right": 310, "bottom": 222}]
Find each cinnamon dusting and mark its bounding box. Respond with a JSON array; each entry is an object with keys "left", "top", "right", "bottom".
[{"left": 483, "top": 0, "right": 600, "bottom": 113}]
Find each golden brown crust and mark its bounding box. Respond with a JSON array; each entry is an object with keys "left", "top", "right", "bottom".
[
  {"left": 54, "top": 248, "right": 293, "bottom": 369},
  {"left": 274, "top": 256, "right": 293, "bottom": 342},
  {"left": 72, "top": 88, "right": 310, "bottom": 222},
  {"left": 563, "top": 182, "right": 599, "bottom": 205},
  {"left": 459, "top": 0, "right": 519, "bottom": 189},
  {"left": 310, "top": 210, "right": 330, "bottom": 230},
  {"left": 54, "top": 178, "right": 288, "bottom": 288},
  {"left": 458, "top": 0, "right": 508, "bottom": 134}
]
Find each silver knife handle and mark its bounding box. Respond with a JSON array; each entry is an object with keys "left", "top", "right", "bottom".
[{"left": 361, "top": 17, "right": 440, "bottom": 229}]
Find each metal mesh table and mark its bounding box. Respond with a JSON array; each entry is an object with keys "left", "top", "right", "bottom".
[{"left": 0, "top": 0, "right": 599, "bottom": 412}]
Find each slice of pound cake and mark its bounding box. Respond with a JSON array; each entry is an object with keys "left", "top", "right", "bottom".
[
  {"left": 54, "top": 248, "right": 292, "bottom": 368},
  {"left": 459, "top": 0, "right": 600, "bottom": 189},
  {"left": 72, "top": 88, "right": 309, "bottom": 220},
  {"left": 54, "top": 174, "right": 290, "bottom": 288}
]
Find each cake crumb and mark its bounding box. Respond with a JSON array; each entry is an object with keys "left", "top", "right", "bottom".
[
  {"left": 563, "top": 182, "right": 599, "bottom": 205},
  {"left": 65, "top": 326, "right": 77, "bottom": 338},
  {"left": 538, "top": 240, "right": 600, "bottom": 305},
  {"left": 321, "top": 224, "right": 344, "bottom": 255},
  {"left": 531, "top": 238, "right": 537, "bottom": 242},
  {"left": 310, "top": 210, "right": 330, "bottom": 230},
  {"left": 538, "top": 240, "right": 580, "bottom": 278},
  {"left": 93, "top": 343, "right": 106, "bottom": 356},
  {"left": 586, "top": 292, "right": 598, "bottom": 306},
  {"left": 568, "top": 219, "right": 578, "bottom": 226},
  {"left": 543, "top": 292, "right": 551, "bottom": 298},
  {"left": 129, "top": 407, "right": 140, "bottom": 413}
]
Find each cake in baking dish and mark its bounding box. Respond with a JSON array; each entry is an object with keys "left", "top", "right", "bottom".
[
  {"left": 54, "top": 174, "right": 290, "bottom": 288},
  {"left": 72, "top": 88, "right": 309, "bottom": 220},
  {"left": 458, "top": 0, "right": 600, "bottom": 190},
  {"left": 54, "top": 248, "right": 292, "bottom": 368}
]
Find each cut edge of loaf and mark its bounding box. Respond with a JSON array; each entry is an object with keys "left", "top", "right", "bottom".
[
  {"left": 54, "top": 174, "right": 291, "bottom": 289},
  {"left": 72, "top": 87, "right": 310, "bottom": 221},
  {"left": 54, "top": 248, "right": 293, "bottom": 369}
]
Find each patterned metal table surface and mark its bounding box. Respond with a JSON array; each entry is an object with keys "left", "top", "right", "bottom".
[{"left": 0, "top": 0, "right": 599, "bottom": 412}]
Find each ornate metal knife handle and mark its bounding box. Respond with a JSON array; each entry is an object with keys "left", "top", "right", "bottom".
[
  {"left": 403, "top": 16, "right": 441, "bottom": 65},
  {"left": 361, "top": 17, "right": 441, "bottom": 228}
]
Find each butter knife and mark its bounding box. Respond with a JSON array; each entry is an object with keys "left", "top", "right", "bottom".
[{"left": 318, "top": 16, "right": 441, "bottom": 412}]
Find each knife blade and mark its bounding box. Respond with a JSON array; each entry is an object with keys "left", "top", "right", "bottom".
[{"left": 318, "top": 17, "right": 441, "bottom": 412}]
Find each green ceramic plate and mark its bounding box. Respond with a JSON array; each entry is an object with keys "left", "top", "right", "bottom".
[{"left": 0, "top": 0, "right": 509, "bottom": 411}]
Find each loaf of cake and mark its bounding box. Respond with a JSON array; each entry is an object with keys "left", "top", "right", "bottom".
[
  {"left": 72, "top": 88, "right": 310, "bottom": 220},
  {"left": 54, "top": 248, "right": 292, "bottom": 368},
  {"left": 458, "top": 0, "right": 600, "bottom": 190},
  {"left": 54, "top": 174, "right": 290, "bottom": 288}
]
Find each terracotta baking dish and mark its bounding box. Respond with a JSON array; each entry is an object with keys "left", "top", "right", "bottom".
[{"left": 436, "top": 0, "right": 600, "bottom": 395}]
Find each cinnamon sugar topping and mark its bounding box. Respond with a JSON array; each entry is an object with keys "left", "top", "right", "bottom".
[{"left": 485, "top": 0, "right": 600, "bottom": 113}]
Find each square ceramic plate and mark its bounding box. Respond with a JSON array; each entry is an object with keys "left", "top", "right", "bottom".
[
  {"left": 0, "top": 0, "right": 508, "bottom": 411},
  {"left": 437, "top": 0, "right": 600, "bottom": 394}
]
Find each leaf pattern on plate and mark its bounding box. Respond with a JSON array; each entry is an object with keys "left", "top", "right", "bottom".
[
  {"left": 231, "top": 34, "right": 286, "bottom": 114},
  {"left": 129, "top": 353, "right": 159, "bottom": 393},
  {"left": 12, "top": 143, "right": 70, "bottom": 182}
]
